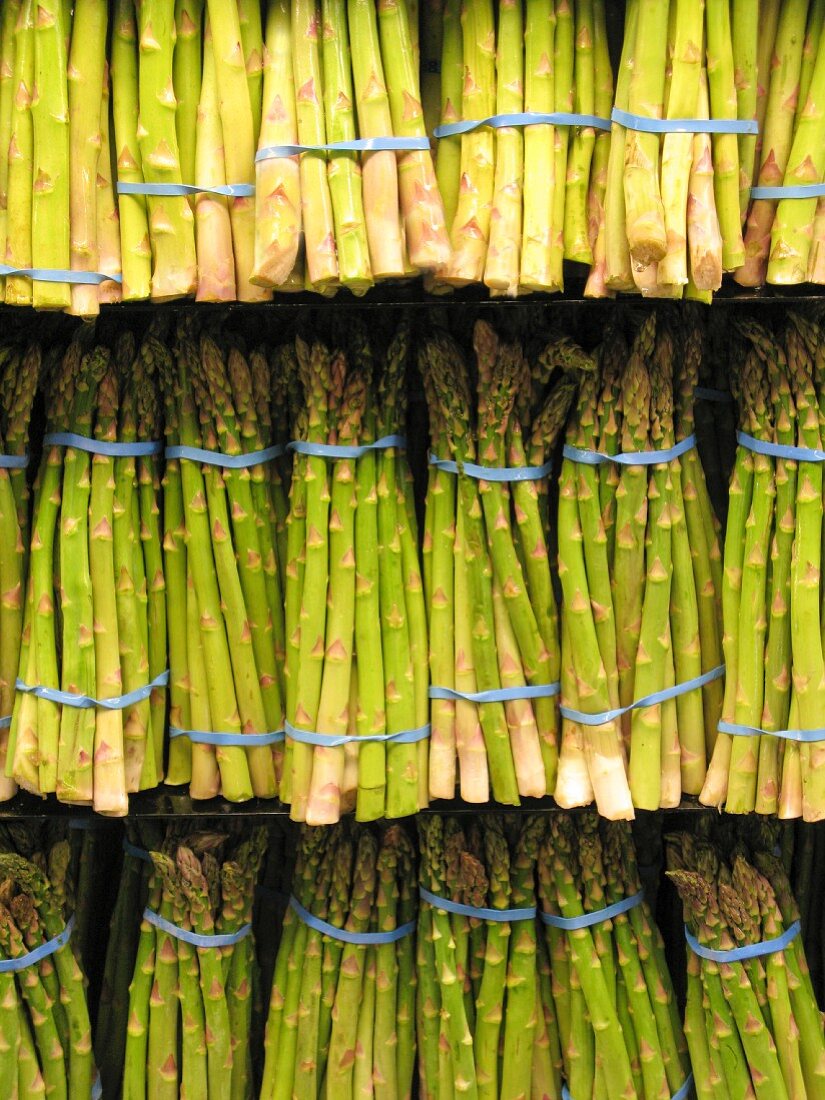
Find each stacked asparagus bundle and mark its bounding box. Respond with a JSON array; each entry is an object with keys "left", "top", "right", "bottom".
[
  {"left": 557, "top": 310, "right": 724, "bottom": 817},
  {"left": 538, "top": 815, "right": 691, "bottom": 1100},
  {"left": 418, "top": 321, "right": 578, "bottom": 805},
  {"left": 667, "top": 828, "right": 825, "bottom": 1100},
  {"left": 702, "top": 313, "right": 825, "bottom": 821},
  {"left": 0, "top": 844, "right": 98, "bottom": 1099},
  {"left": 282, "top": 323, "right": 429, "bottom": 823},
  {"left": 117, "top": 825, "right": 267, "bottom": 1100},
  {"left": 158, "top": 322, "right": 286, "bottom": 803},
  {"left": 260, "top": 821, "right": 417, "bottom": 1100},
  {"left": 7, "top": 330, "right": 166, "bottom": 815},
  {"left": 0, "top": 340, "right": 39, "bottom": 801}
]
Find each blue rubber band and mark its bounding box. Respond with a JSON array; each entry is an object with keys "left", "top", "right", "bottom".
[
  {"left": 0, "top": 453, "right": 28, "bottom": 469},
  {"left": 44, "top": 432, "right": 163, "bottom": 458},
  {"left": 165, "top": 442, "right": 285, "bottom": 468},
  {"left": 695, "top": 386, "right": 733, "bottom": 404},
  {"left": 0, "top": 915, "right": 74, "bottom": 973},
  {"left": 563, "top": 1075, "right": 693, "bottom": 1100},
  {"left": 563, "top": 433, "right": 697, "bottom": 467},
  {"left": 736, "top": 430, "right": 825, "bottom": 463},
  {"left": 751, "top": 183, "right": 825, "bottom": 200},
  {"left": 287, "top": 434, "right": 406, "bottom": 460},
  {"left": 717, "top": 719, "right": 825, "bottom": 743},
  {"left": 169, "top": 726, "right": 285, "bottom": 747},
  {"left": 290, "top": 896, "right": 415, "bottom": 944},
  {"left": 123, "top": 837, "right": 153, "bottom": 863},
  {"left": 611, "top": 107, "right": 757, "bottom": 135},
  {"left": 434, "top": 111, "right": 611, "bottom": 139},
  {"left": 560, "top": 664, "right": 725, "bottom": 727},
  {"left": 143, "top": 907, "right": 252, "bottom": 948},
  {"left": 428, "top": 453, "right": 553, "bottom": 482},
  {"left": 0, "top": 265, "right": 121, "bottom": 285},
  {"left": 0, "top": 715, "right": 10, "bottom": 730},
  {"left": 256, "top": 136, "right": 430, "bottom": 162},
  {"left": 284, "top": 719, "right": 429, "bottom": 748},
  {"left": 15, "top": 669, "right": 169, "bottom": 711},
  {"left": 117, "top": 181, "right": 255, "bottom": 198},
  {"left": 540, "top": 890, "right": 645, "bottom": 930},
  {"left": 420, "top": 887, "right": 537, "bottom": 922},
  {"left": 685, "top": 920, "right": 800, "bottom": 963},
  {"left": 428, "top": 683, "right": 560, "bottom": 704},
  {"left": 92, "top": 1074, "right": 102, "bottom": 1100}
]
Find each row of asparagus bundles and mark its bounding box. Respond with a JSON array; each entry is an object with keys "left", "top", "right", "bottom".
[
  {"left": 667, "top": 827, "right": 825, "bottom": 1100},
  {"left": 701, "top": 313, "right": 825, "bottom": 822}
]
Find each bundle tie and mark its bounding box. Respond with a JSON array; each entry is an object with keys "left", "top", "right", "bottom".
[
  {"left": 611, "top": 108, "right": 757, "bottom": 135},
  {"left": 164, "top": 442, "right": 285, "bottom": 468},
  {"left": 0, "top": 453, "right": 29, "bottom": 469},
  {"left": 290, "top": 895, "right": 415, "bottom": 944},
  {"left": 143, "top": 907, "right": 252, "bottom": 948},
  {"left": 429, "top": 683, "right": 559, "bottom": 704},
  {"left": 420, "top": 887, "right": 536, "bottom": 922},
  {"left": 434, "top": 111, "right": 611, "bottom": 138},
  {"left": 560, "top": 665, "right": 724, "bottom": 727},
  {"left": 288, "top": 434, "right": 406, "bottom": 460},
  {"left": 751, "top": 183, "right": 825, "bottom": 200},
  {"left": 685, "top": 920, "right": 800, "bottom": 962},
  {"left": 428, "top": 453, "right": 552, "bottom": 482},
  {"left": 15, "top": 670, "right": 170, "bottom": 711},
  {"left": 284, "top": 719, "right": 429, "bottom": 748},
  {"left": 117, "top": 182, "right": 255, "bottom": 198},
  {"left": 169, "top": 726, "right": 285, "bottom": 747},
  {"left": 0, "top": 915, "right": 74, "bottom": 973},
  {"left": 717, "top": 719, "right": 825, "bottom": 744},
  {"left": 0, "top": 265, "right": 121, "bottom": 285},
  {"left": 0, "top": 715, "right": 10, "bottom": 730},
  {"left": 736, "top": 431, "right": 825, "bottom": 463},
  {"left": 540, "top": 890, "right": 644, "bottom": 929},
  {"left": 123, "top": 837, "right": 153, "bottom": 863},
  {"left": 256, "top": 136, "right": 429, "bottom": 162},
  {"left": 695, "top": 386, "right": 733, "bottom": 404},
  {"left": 563, "top": 1074, "right": 693, "bottom": 1100},
  {"left": 43, "top": 432, "right": 163, "bottom": 458},
  {"left": 563, "top": 433, "right": 696, "bottom": 467}
]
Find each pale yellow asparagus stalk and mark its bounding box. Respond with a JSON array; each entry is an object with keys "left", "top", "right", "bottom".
[
  {"left": 753, "top": 0, "right": 781, "bottom": 184},
  {"left": 733, "top": 0, "right": 759, "bottom": 221},
  {"left": 563, "top": 0, "right": 596, "bottom": 265},
  {"left": 173, "top": 0, "right": 203, "bottom": 191},
  {"left": 435, "top": 0, "right": 461, "bottom": 234},
  {"left": 483, "top": 0, "right": 523, "bottom": 294},
  {"left": 0, "top": 0, "right": 20, "bottom": 301},
  {"left": 687, "top": 69, "right": 723, "bottom": 291},
  {"left": 705, "top": 0, "right": 745, "bottom": 270},
  {"left": 519, "top": 0, "right": 556, "bottom": 292},
  {"left": 97, "top": 62, "right": 123, "bottom": 303},
  {"left": 549, "top": 0, "right": 572, "bottom": 287},
  {"left": 196, "top": 15, "right": 236, "bottom": 301},
  {"left": 420, "top": 0, "right": 442, "bottom": 138},
  {"left": 251, "top": 0, "right": 301, "bottom": 288},
  {"left": 238, "top": 0, "right": 264, "bottom": 142},
  {"left": 604, "top": 0, "right": 638, "bottom": 289},
  {"left": 583, "top": 0, "right": 613, "bottom": 298},
  {"left": 67, "top": 0, "right": 107, "bottom": 318},
  {"left": 348, "top": 0, "right": 405, "bottom": 277},
  {"left": 5, "top": 0, "right": 33, "bottom": 307}
]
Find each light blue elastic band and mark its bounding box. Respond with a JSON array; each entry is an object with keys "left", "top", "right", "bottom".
[
  {"left": 15, "top": 669, "right": 170, "bottom": 711},
  {"left": 685, "top": 920, "right": 800, "bottom": 963},
  {"left": 287, "top": 434, "right": 406, "bottom": 460},
  {"left": 428, "top": 453, "right": 553, "bottom": 482},
  {"left": 117, "top": 181, "right": 255, "bottom": 198},
  {"left": 44, "top": 432, "right": 163, "bottom": 457},
  {"left": 284, "top": 719, "right": 429, "bottom": 748},
  {"left": 611, "top": 107, "right": 757, "bottom": 135},
  {"left": 563, "top": 433, "right": 696, "bottom": 467},
  {"left": 560, "top": 664, "right": 725, "bottom": 727},
  {"left": 143, "top": 907, "right": 252, "bottom": 948},
  {"left": 737, "top": 430, "right": 825, "bottom": 463},
  {"left": 123, "top": 837, "right": 153, "bottom": 863},
  {"left": 695, "top": 386, "right": 733, "bottom": 404},
  {"left": 165, "top": 442, "right": 285, "bottom": 468},
  {"left": 256, "top": 136, "right": 430, "bottom": 162},
  {"left": 290, "top": 895, "right": 416, "bottom": 944},
  {"left": 92, "top": 1074, "right": 102, "bottom": 1100},
  {"left": 563, "top": 1074, "right": 693, "bottom": 1100},
  {"left": 717, "top": 719, "right": 825, "bottom": 744},
  {"left": 751, "top": 183, "right": 825, "bottom": 200},
  {"left": 169, "top": 726, "right": 285, "bottom": 747},
  {"left": 434, "top": 111, "right": 611, "bottom": 139},
  {"left": 420, "top": 886, "right": 537, "bottom": 922},
  {"left": 0, "top": 715, "right": 10, "bottom": 730},
  {"left": 540, "top": 890, "right": 644, "bottom": 930},
  {"left": 0, "top": 453, "right": 28, "bottom": 469},
  {"left": 0, "top": 265, "right": 121, "bottom": 285},
  {"left": 428, "top": 683, "right": 560, "bottom": 704},
  {"left": 0, "top": 915, "right": 74, "bottom": 973}
]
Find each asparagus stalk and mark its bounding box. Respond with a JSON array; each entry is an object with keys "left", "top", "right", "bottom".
[{"left": 4, "top": 0, "right": 33, "bottom": 308}]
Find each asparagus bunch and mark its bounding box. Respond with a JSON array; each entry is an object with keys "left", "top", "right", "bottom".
[
  {"left": 538, "top": 814, "right": 690, "bottom": 1100},
  {"left": 667, "top": 826, "right": 825, "bottom": 1100},
  {"left": 557, "top": 310, "right": 724, "bottom": 817},
  {"left": 418, "top": 321, "right": 578, "bottom": 805},
  {"left": 282, "top": 321, "right": 428, "bottom": 823},
  {"left": 119, "top": 824, "right": 268, "bottom": 1099},
  {"left": 259, "top": 821, "right": 417, "bottom": 1100},
  {"left": 7, "top": 330, "right": 166, "bottom": 814},
  {"left": 701, "top": 313, "right": 825, "bottom": 821}
]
